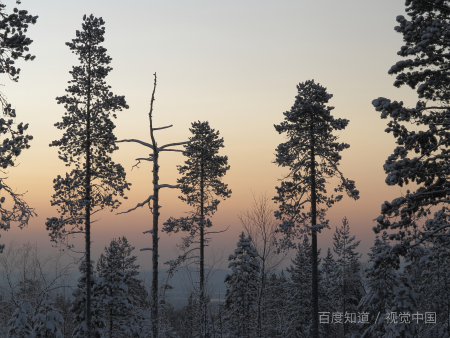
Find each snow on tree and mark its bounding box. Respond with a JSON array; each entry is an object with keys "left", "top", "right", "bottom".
[
  {"left": 263, "top": 271, "right": 296, "bottom": 338},
  {"left": 7, "top": 301, "right": 32, "bottom": 338},
  {"left": 384, "top": 276, "right": 419, "bottom": 338},
  {"left": 286, "top": 235, "right": 320, "bottom": 337},
  {"left": 418, "top": 238, "right": 450, "bottom": 336},
  {"left": 163, "top": 120, "right": 231, "bottom": 337},
  {"left": 319, "top": 248, "right": 339, "bottom": 338},
  {"left": 71, "top": 260, "right": 104, "bottom": 338},
  {"left": 31, "top": 299, "right": 63, "bottom": 338},
  {"left": 359, "top": 232, "right": 400, "bottom": 338},
  {"left": 115, "top": 73, "right": 193, "bottom": 338},
  {"left": 273, "top": 79, "right": 359, "bottom": 338},
  {"left": 372, "top": 0, "right": 450, "bottom": 258},
  {"left": 331, "top": 217, "right": 364, "bottom": 337},
  {"left": 96, "top": 237, "right": 144, "bottom": 338},
  {"left": 0, "top": 0, "right": 38, "bottom": 252},
  {"left": 238, "top": 192, "right": 288, "bottom": 338},
  {"left": 44, "top": 14, "right": 130, "bottom": 338},
  {"left": 224, "top": 232, "right": 260, "bottom": 338}
]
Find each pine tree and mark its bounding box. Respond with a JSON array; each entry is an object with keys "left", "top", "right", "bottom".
[
  {"left": 273, "top": 80, "right": 359, "bottom": 338},
  {"left": 45, "top": 15, "right": 130, "bottom": 338},
  {"left": 224, "top": 232, "right": 260, "bottom": 338},
  {"left": 7, "top": 301, "right": 32, "bottom": 338},
  {"left": 163, "top": 120, "right": 231, "bottom": 337},
  {"left": 0, "top": 0, "right": 38, "bottom": 252},
  {"left": 372, "top": 0, "right": 450, "bottom": 258},
  {"left": 31, "top": 299, "right": 64, "bottom": 338}
]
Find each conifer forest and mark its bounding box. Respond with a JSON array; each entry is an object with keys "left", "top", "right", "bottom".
[{"left": 1, "top": 0, "right": 450, "bottom": 337}]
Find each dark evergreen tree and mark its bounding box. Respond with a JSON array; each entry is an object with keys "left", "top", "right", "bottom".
[
  {"left": 0, "top": 0, "right": 38, "bottom": 252},
  {"left": 45, "top": 15, "right": 130, "bottom": 338},
  {"left": 224, "top": 232, "right": 260, "bottom": 338},
  {"left": 163, "top": 120, "right": 231, "bottom": 337},
  {"left": 273, "top": 80, "right": 359, "bottom": 338}
]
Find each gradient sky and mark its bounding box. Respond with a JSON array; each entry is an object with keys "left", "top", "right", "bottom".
[{"left": 1, "top": 0, "right": 420, "bottom": 270}]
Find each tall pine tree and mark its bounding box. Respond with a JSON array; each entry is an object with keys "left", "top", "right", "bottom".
[
  {"left": 163, "top": 120, "right": 231, "bottom": 337},
  {"left": 45, "top": 15, "right": 130, "bottom": 338},
  {"left": 273, "top": 80, "right": 359, "bottom": 338}
]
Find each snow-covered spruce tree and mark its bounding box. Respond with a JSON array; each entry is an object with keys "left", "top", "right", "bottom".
[
  {"left": 273, "top": 80, "right": 359, "bottom": 338},
  {"left": 116, "top": 73, "right": 192, "bottom": 338},
  {"left": 419, "top": 238, "right": 450, "bottom": 336},
  {"left": 359, "top": 232, "right": 400, "bottom": 338},
  {"left": 0, "top": 0, "right": 38, "bottom": 252},
  {"left": 286, "top": 235, "right": 320, "bottom": 337},
  {"left": 71, "top": 260, "right": 104, "bottom": 338},
  {"left": 331, "top": 217, "right": 364, "bottom": 337},
  {"left": 163, "top": 120, "right": 231, "bottom": 337},
  {"left": 238, "top": 192, "right": 287, "bottom": 338},
  {"left": 7, "top": 301, "right": 32, "bottom": 338},
  {"left": 385, "top": 276, "right": 419, "bottom": 338},
  {"left": 31, "top": 299, "right": 64, "bottom": 338},
  {"left": 224, "top": 232, "right": 260, "bottom": 338},
  {"left": 319, "top": 248, "right": 339, "bottom": 338},
  {"left": 372, "top": 0, "right": 450, "bottom": 259},
  {"left": 44, "top": 15, "right": 129, "bottom": 338},
  {"left": 96, "top": 237, "right": 144, "bottom": 338}
]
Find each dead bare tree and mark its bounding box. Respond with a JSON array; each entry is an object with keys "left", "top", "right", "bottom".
[{"left": 117, "top": 73, "right": 193, "bottom": 338}]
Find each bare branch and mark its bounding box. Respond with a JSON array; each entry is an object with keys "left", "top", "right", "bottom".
[
  {"left": 116, "top": 195, "right": 154, "bottom": 215},
  {"left": 155, "top": 184, "right": 179, "bottom": 189},
  {"left": 153, "top": 125, "right": 173, "bottom": 131},
  {"left": 116, "top": 139, "right": 154, "bottom": 149},
  {"left": 158, "top": 140, "right": 192, "bottom": 150}
]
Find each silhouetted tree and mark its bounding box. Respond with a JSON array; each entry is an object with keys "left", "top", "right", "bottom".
[
  {"left": 0, "top": 0, "right": 38, "bottom": 251},
  {"left": 273, "top": 80, "right": 359, "bottom": 338},
  {"left": 45, "top": 15, "right": 130, "bottom": 338},
  {"left": 163, "top": 120, "right": 231, "bottom": 337}
]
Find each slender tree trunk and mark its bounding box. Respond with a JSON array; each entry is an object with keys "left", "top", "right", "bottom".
[
  {"left": 85, "top": 40, "right": 93, "bottom": 338},
  {"left": 310, "top": 115, "right": 319, "bottom": 338},
  {"left": 149, "top": 75, "right": 159, "bottom": 338},
  {"left": 200, "top": 159, "right": 206, "bottom": 337}
]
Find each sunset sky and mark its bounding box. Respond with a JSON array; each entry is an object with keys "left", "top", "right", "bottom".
[{"left": 1, "top": 0, "right": 420, "bottom": 270}]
